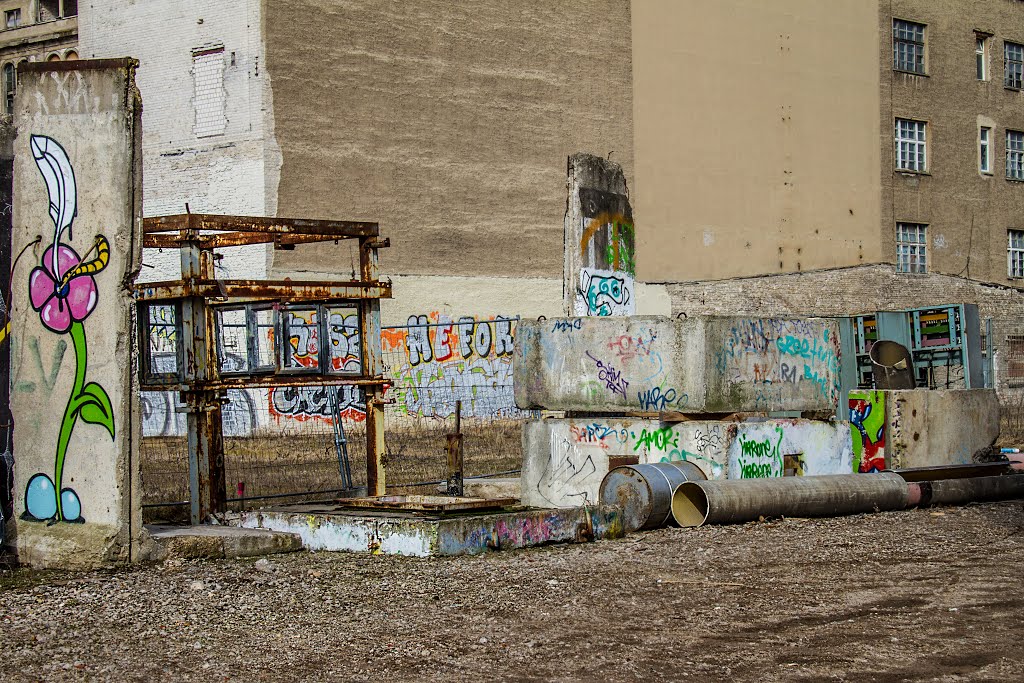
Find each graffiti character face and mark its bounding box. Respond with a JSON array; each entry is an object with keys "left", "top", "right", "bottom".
[{"left": 580, "top": 271, "right": 630, "bottom": 317}]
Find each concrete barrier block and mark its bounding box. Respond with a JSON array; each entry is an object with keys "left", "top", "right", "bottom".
[
  {"left": 521, "top": 417, "right": 853, "bottom": 508},
  {"left": 885, "top": 389, "right": 999, "bottom": 469},
  {"left": 514, "top": 316, "right": 841, "bottom": 413}
]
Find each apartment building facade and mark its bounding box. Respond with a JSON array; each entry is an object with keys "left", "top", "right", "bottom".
[{"left": 0, "top": 1, "right": 78, "bottom": 114}]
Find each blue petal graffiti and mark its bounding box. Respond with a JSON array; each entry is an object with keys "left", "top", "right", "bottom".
[{"left": 21, "top": 135, "right": 115, "bottom": 524}]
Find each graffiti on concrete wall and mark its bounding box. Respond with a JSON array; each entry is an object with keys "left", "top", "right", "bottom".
[
  {"left": 714, "top": 318, "right": 842, "bottom": 408},
  {"left": 381, "top": 312, "right": 524, "bottom": 419},
  {"left": 269, "top": 385, "right": 365, "bottom": 423},
  {"left": 574, "top": 190, "right": 636, "bottom": 318},
  {"left": 22, "top": 135, "right": 115, "bottom": 524},
  {"left": 849, "top": 390, "right": 886, "bottom": 473},
  {"left": 735, "top": 427, "right": 784, "bottom": 479},
  {"left": 575, "top": 268, "right": 634, "bottom": 317}
]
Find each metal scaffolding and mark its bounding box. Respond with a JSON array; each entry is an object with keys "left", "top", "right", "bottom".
[{"left": 134, "top": 213, "right": 391, "bottom": 524}]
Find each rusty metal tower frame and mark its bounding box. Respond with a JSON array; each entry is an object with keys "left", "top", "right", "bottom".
[{"left": 135, "top": 214, "right": 391, "bottom": 524}]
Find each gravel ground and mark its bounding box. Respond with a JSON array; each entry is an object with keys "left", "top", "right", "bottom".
[{"left": 3, "top": 501, "right": 1024, "bottom": 682}]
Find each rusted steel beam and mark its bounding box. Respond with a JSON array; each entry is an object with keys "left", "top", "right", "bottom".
[
  {"left": 140, "top": 375, "right": 387, "bottom": 393},
  {"left": 143, "top": 213, "right": 379, "bottom": 237},
  {"left": 145, "top": 232, "right": 368, "bottom": 249},
  {"left": 140, "top": 375, "right": 386, "bottom": 393},
  {"left": 133, "top": 280, "right": 393, "bottom": 301}
]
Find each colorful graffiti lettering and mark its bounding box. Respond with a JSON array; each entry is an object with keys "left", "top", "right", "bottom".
[
  {"left": 637, "top": 386, "right": 688, "bottom": 412},
  {"left": 585, "top": 351, "right": 629, "bottom": 397},
  {"left": 381, "top": 313, "right": 524, "bottom": 420},
  {"left": 713, "top": 319, "right": 841, "bottom": 406},
  {"left": 850, "top": 391, "right": 886, "bottom": 473},
  {"left": 22, "top": 135, "right": 115, "bottom": 524},
  {"left": 269, "top": 385, "right": 365, "bottom": 423},
  {"left": 632, "top": 426, "right": 679, "bottom": 451},
  {"left": 737, "top": 426, "right": 783, "bottom": 479},
  {"left": 569, "top": 422, "right": 628, "bottom": 449},
  {"left": 552, "top": 319, "right": 583, "bottom": 333}
]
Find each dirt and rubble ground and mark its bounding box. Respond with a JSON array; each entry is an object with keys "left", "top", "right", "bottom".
[{"left": 3, "top": 502, "right": 1024, "bottom": 682}]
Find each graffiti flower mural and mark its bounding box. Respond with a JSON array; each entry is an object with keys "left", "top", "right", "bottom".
[{"left": 22, "top": 135, "right": 114, "bottom": 524}]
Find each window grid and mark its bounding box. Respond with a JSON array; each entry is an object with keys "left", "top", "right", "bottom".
[
  {"left": 893, "top": 19, "right": 925, "bottom": 74},
  {"left": 1007, "top": 335, "right": 1024, "bottom": 380},
  {"left": 977, "top": 37, "right": 988, "bottom": 80},
  {"left": 1007, "top": 42, "right": 1024, "bottom": 89},
  {"left": 1010, "top": 231, "right": 1024, "bottom": 278},
  {"left": 1008, "top": 130, "right": 1024, "bottom": 180},
  {"left": 980, "top": 127, "right": 991, "bottom": 173},
  {"left": 896, "top": 223, "right": 927, "bottom": 274},
  {"left": 1007, "top": 229, "right": 1024, "bottom": 278},
  {"left": 895, "top": 119, "right": 927, "bottom": 172}
]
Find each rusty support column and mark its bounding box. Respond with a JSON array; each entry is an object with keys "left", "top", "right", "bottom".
[
  {"left": 446, "top": 400, "right": 464, "bottom": 496},
  {"left": 360, "top": 236, "right": 386, "bottom": 496},
  {"left": 181, "top": 217, "right": 226, "bottom": 524}
]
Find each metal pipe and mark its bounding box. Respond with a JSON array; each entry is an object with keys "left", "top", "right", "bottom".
[
  {"left": 671, "top": 473, "right": 909, "bottom": 528},
  {"left": 599, "top": 461, "right": 707, "bottom": 532},
  {"left": 914, "top": 474, "right": 1024, "bottom": 507},
  {"left": 891, "top": 461, "right": 1011, "bottom": 482}
]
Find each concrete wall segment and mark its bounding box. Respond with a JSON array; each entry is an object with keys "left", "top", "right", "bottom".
[
  {"left": 514, "top": 315, "right": 840, "bottom": 413},
  {"left": 521, "top": 417, "right": 855, "bottom": 509},
  {"left": 9, "top": 60, "right": 144, "bottom": 567}
]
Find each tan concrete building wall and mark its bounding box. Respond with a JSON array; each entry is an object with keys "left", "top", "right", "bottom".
[
  {"left": 632, "top": 0, "right": 882, "bottom": 283},
  {"left": 265, "top": 0, "right": 634, "bottom": 282},
  {"left": 880, "top": 0, "right": 1024, "bottom": 286}
]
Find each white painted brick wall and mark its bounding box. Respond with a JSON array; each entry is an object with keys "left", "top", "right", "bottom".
[{"left": 78, "top": 1, "right": 273, "bottom": 282}]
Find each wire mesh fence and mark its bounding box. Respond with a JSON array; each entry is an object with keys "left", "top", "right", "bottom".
[{"left": 140, "top": 315, "right": 529, "bottom": 520}]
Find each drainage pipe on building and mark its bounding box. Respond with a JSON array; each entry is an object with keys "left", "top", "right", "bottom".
[
  {"left": 910, "top": 474, "right": 1024, "bottom": 508},
  {"left": 670, "top": 473, "right": 910, "bottom": 528}
]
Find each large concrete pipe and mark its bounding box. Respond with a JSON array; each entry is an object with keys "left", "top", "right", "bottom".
[
  {"left": 671, "top": 473, "right": 909, "bottom": 528},
  {"left": 599, "top": 461, "right": 707, "bottom": 532},
  {"left": 913, "top": 474, "right": 1024, "bottom": 507}
]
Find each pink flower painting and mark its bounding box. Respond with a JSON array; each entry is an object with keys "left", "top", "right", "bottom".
[{"left": 29, "top": 244, "right": 98, "bottom": 334}]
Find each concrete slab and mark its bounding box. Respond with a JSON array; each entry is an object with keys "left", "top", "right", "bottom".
[
  {"left": 522, "top": 417, "right": 854, "bottom": 507},
  {"left": 849, "top": 389, "right": 1002, "bottom": 473},
  {"left": 435, "top": 477, "right": 522, "bottom": 499},
  {"left": 147, "top": 525, "right": 303, "bottom": 561},
  {"left": 514, "top": 316, "right": 841, "bottom": 413},
  {"left": 230, "top": 504, "right": 624, "bottom": 557}
]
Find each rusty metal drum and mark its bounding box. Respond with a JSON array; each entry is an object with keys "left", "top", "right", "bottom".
[{"left": 599, "top": 461, "right": 707, "bottom": 532}]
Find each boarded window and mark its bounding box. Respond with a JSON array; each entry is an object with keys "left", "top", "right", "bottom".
[{"left": 192, "top": 45, "right": 226, "bottom": 138}]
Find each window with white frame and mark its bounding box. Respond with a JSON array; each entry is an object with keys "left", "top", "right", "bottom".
[
  {"left": 893, "top": 19, "right": 926, "bottom": 74},
  {"left": 977, "top": 36, "right": 989, "bottom": 80},
  {"left": 980, "top": 127, "right": 992, "bottom": 173},
  {"left": 1009, "top": 230, "right": 1024, "bottom": 278},
  {"left": 1007, "top": 41, "right": 1024, "bottom": 89},
  {"left": 895, "top": 119, "right": 927, "bottom": 172},
  {"left": 192, "top": 45, "right": 227, "bottom": 138},
  {"left": 1008, "top": 130, "right": 1024, "bottom": 180},
  {"left": 896, "top": 223, "right": 927, "bottom": 273}
]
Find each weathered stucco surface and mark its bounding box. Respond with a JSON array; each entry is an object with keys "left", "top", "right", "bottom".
[
  {"left": 514, "top": 316, "right": 841, "bottom": 413},
  {"left": 264, "top": 0, "right": 633, "bottom": 281},
  {"left": 521, "top": 417, "right": 854, "bottom": 509},
  {"left": 885, "top": 389, "right": 1000, "bottom": 470},
  {"left": 633, "top": 0, "right": 881, "bottom": 282},
  {"left": 9, "top": 61, "right": 144, "bottom": 567}
]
